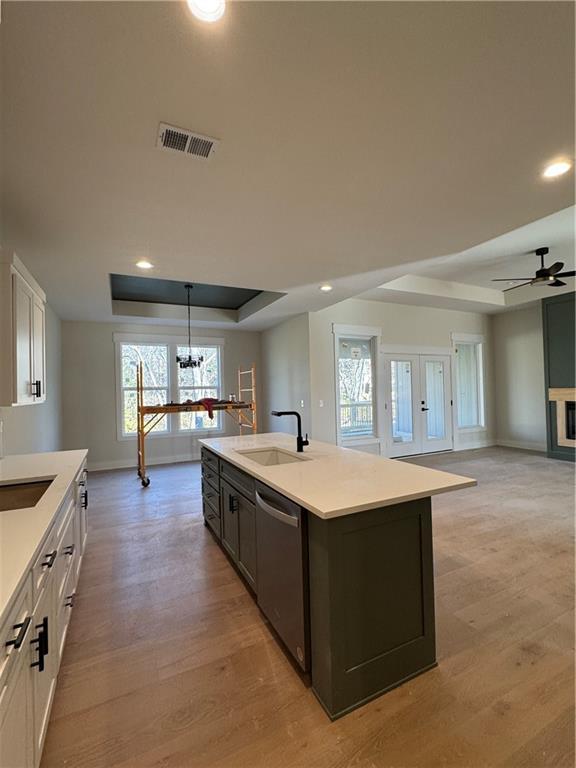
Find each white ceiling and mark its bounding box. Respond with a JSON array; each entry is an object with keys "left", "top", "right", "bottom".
[{"left": 1, "top": 1, "right": 574, "bottom": 328}]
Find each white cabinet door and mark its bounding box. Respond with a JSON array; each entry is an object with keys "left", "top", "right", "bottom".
[
  {"left": 32, "top": 296, "right": 46, "bottom": 403},
  {"left": 0, "top": 647, "right": 35, "bottom": 768},
  {"left": 31, "top": 584, "right": 56, "bottom": 761},
  {"left": 13, "top": 274, "right": 35, "bottom": 405}
]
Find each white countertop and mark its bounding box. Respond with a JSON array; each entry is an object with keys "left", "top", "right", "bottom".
[
  {"left": 0, "top": 450, "right": 87, "bottom": 620},
  {"left": 199, "top": 433, "right": 476, "bottom": 519}
]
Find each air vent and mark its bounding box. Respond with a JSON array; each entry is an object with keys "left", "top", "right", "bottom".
[{"left": 157, "top": 122, "right": 219, "bottom": 160}]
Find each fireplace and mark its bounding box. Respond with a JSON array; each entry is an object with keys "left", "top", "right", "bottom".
[
  {"left": 567, "top": 402, "right": 575, "bottom": 442},
  {"left": 549, "top": 389, "right": 576, "bottom": 449}
]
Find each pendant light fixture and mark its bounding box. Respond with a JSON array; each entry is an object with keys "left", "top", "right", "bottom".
[{"left": 176, "top": 284, "right": 204, "bottom": 369}]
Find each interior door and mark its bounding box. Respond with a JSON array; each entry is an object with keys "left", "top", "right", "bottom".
[
  {"left": 419, "top": 355, "right": 453, "bottom": 453},
  {"left": 385, "top": 355, "right": 422, "bottom": 457}
]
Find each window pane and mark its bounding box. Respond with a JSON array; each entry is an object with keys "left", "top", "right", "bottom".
[
  {"left": 456, "top": 344, "right": 480, "bottom": 427},
  {"left": 391, "top": 361, "right": 413, "bottom": 443},
  {"left": 177, "top": 346, "right": 219, "bottom": 388},
  {"left": 179, "top": 388, "right": 219, "bottom": 430},
  {"left": 121, "top": 344, "right": 168, "bottom": 388},
  {"left": 123, "top": 389, "right": 168, "bottom": 435},
  {"left": 338, "top": 338, "right": 373, "bottom": 437},
  {"left": 425, "top": 361, "right": 446, "bottom": 439}
]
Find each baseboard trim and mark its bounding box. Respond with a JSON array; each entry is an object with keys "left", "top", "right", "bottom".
[
  {"left": 495, "top": 439, "right": 547, "bottom": 453},
  {"left": 88, "top": 453, "right": 201, "bottom": 472}
]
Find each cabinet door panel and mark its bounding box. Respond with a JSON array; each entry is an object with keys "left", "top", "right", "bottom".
[
  {"left": 220, "top": 480, "right": 239, "bottom": 560},
  {"left": 0, "top": 648, "right": 34, "bottom": 768},
  {"left": 13, "top": 274, "right": 34, "bottom": 405},
  {"left": 237, "top": 496, "right": 257, "bottom": 591},
  {"left": 32, "top": 583, "right": 56, "bottom": 760},
  {"left": 32, "top": 296, "right": 46, "bottom": 402}
]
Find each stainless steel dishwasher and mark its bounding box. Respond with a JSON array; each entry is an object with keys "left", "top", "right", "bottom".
[{"left": 255, "top": 481, "right": 309, "bottom": 671}]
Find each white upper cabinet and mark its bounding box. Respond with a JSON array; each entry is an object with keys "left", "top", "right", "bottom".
[{"left": 0, "top": 252, "right": 46, "bottom": 406}]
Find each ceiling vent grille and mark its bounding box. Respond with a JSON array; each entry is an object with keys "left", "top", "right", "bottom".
[{"left": 157, "top": 123, "right": 219, "bottom": 160}]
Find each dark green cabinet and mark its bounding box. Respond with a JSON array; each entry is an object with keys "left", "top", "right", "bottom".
[
  {"left": 220, "top": 479, "right": 257, "bottom": 591},
  {"left": 220, "top": 479, "right": 240, "bottom": 560}
]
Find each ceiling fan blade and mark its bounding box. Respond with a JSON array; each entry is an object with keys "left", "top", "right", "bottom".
[
  {"left": 555, "top": 271, "right": 575, "bottom": 278},
  {"left": 548, "top": 262, "right": 564, "bottom": 275},
  {"left": 491, "top": 278, "right": 532, "bottom": 282},
  {"left": 503, "top": 281, "right": 533, "bottom": 292},
  {"left": 548, "top": 279, "right": 566, "bottom": 287}
]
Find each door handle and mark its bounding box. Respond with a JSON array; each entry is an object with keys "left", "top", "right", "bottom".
[
  {"left": 33, "top": 380, "right": 41, "bottom": 398},
  {"left": 30, "top": 617, "right": 48, "bottom": 672},
  {"left": 229, "top": 495, "right": 239, "bottom": 514},
  {"left": 255, "top": 491, "right": 299, "bottom": 528},
  {"left": 5, "top": 616, "right": 32, "bottom": 649},
  {"left": 421, "top": 407, "right": 429, "bottom": 411}
]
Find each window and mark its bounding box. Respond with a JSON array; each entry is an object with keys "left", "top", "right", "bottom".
[
  {"left": 120, "top": 343, "right": 169, "bottom": 436},
  {"left": 177, "top": 345, "right": 221, "bottom": 432},
  {"left": 337, "top": 337, "right": 375, "bottom": 438},
  {"left": 454, "top": 341, "right": 484, "bottom": 428},
  {"left": 116, "top": 336, "right": 223, "bottom": 438}
]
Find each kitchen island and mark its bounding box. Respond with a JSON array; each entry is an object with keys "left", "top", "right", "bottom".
[{"left": 199, "top": 433, "right": 476, "bottom": 719}]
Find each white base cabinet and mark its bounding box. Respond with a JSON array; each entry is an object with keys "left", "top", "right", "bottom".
[{"left": 0, "top": 463, "right": 88, "bottom": 768}]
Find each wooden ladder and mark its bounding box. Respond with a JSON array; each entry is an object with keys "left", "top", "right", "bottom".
[{"left": 237, "top": 365, "right": 258, "bottom": 433}]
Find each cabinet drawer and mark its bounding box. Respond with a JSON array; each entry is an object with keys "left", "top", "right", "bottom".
[
  {"left": 54, "top": 502, "right": 76, "bottom": 604},
  {"left": 0, "top": 575, "right": 33, "bottom": 691},
  {"left": 203, "top": 501, "right": 221, "bottom": 540},
  {"left": 221, "top": 460, "right": 255, "bottom": 501},
  {"left": 201, "top": 465, "right": 220, "bottom": 492},
  {"left": 56, "top": 565, "right": 76, "bottom": 664},
  {"left": 201, "top": 448, "right": 219, "bottom": 474},
  {"left": 31, "top": 528, "right": 58, "bottom": 607},
  {"left": 202, "top": 480, "right": 220, "bottom": 516}
]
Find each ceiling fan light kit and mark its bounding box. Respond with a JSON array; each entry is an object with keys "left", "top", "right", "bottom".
[{"left": 491, "top": 246, "right": 576, "bottom": 292}]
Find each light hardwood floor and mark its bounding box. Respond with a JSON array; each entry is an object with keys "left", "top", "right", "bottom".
[{"left": 41, "top": 448, "right": 575, "bottom": 768}]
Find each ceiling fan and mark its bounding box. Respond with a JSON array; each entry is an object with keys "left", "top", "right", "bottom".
[{"left": 492, "top": 247, "right": 576, "bottom": 292}]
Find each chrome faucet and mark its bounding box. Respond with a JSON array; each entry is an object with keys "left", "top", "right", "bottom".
[{"left": 271, "top": 411, "right": 309, "bottom": 452}]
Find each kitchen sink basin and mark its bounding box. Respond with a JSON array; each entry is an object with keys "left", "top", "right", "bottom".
[
  {"left": 237, "top": 448, "right": 311, "bottom": 466},
  {"left": 0, "top": 480, "right": 53, "bottom": 512}
]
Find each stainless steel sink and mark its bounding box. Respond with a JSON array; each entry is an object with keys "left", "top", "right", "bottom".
[
  {"left": 0, "top": 480, "right": 53, "bottom": 512},
  {"left": 237, "top": 448, "right": 311, "bottom": 466}
]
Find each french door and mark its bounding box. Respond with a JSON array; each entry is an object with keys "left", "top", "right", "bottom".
[{"left": 384, "top": 354, "right": 453, "bottom": 457}]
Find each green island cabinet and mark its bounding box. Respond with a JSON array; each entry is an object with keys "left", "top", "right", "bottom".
[{"left": 200, "top": 446, "right": 437, "bottom": 719}]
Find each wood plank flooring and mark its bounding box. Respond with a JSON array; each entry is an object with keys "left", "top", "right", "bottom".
[{"left": 41, "top": 448, "right": 575, "bottom": 768}]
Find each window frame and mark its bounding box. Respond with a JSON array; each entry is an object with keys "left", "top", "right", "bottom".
[
  {"left": 451, "top": 332, "right": 486, "bottom": 431},
  {"left": 114, "top": 333, "right": 225, "bottom": 441},
  {"left": 332, "top": 324, "right": 381, "bottom": 445}
]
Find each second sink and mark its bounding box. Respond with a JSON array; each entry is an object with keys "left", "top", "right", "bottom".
[{"left": 237, "top": 448, "right": 311, "bottom": 466}]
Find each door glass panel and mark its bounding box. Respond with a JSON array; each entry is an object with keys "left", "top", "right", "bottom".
[
  {"left": 390, "top": 361, "right": 414, "bottom": 443},
  {"left": 425, "top": 361, "right": 445, "bottom": 440}
]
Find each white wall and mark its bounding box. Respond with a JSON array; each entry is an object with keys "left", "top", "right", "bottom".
[
  {"left": 492, "top": 304, "right": 546, "bottom": 451},
  {"left": 0, "top": 303, "right": 62, "bottom": 455},
  {"left": 307, "top": 299, "right": 495, "bottom": 450},
  {"left": 260, "top": 313, "right": 311, "bottom": 434},
  {"left": 61, "top": 321, "right": 261, "bottom": 470}
]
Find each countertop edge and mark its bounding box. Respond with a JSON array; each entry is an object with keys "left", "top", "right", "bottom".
[
  {"left": 0, "top": 449, "right": 88, "bottom": 624},
  {"left": 199, "top": 437, "right": 477, "bottom": 519}
]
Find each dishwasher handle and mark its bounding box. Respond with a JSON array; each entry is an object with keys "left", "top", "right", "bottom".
[{"left": 255, "top": 490, "right": 299, "bottom": 528}]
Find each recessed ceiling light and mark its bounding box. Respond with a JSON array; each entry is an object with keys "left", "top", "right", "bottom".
[
  {"left": 186, "top": 0, "right": 225, "bottom": 23},
  {"left": 320, "top": 284, "right": 333, "bottom": 292},
  {"left": 542, "top": 160, "right": 572, "bottom": 179},
  {"left": 136, "top": 260, "right": 154, "bottom": 270}
]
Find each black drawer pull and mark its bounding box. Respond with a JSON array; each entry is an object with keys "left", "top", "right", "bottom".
[
  {"left": 30, "top": 617, "right": 48, "bottom": 672},
  {"left": 64, "top": 544, "right": 74, "bottom": 556},
  {"left": 81, "top": 489, "right": 88, "bottom": 509},
  {"left": 41, "top": 550, "right": 57, "bottom": 569},
  {"left": 229, "top": 495, "right": 239, "bottom": 514},
  {"left": 5, "top": 616, "right": 32, "bottom": 649},
  {"left": 65, "top": 593, "right": 75, "bottom": 608}
]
